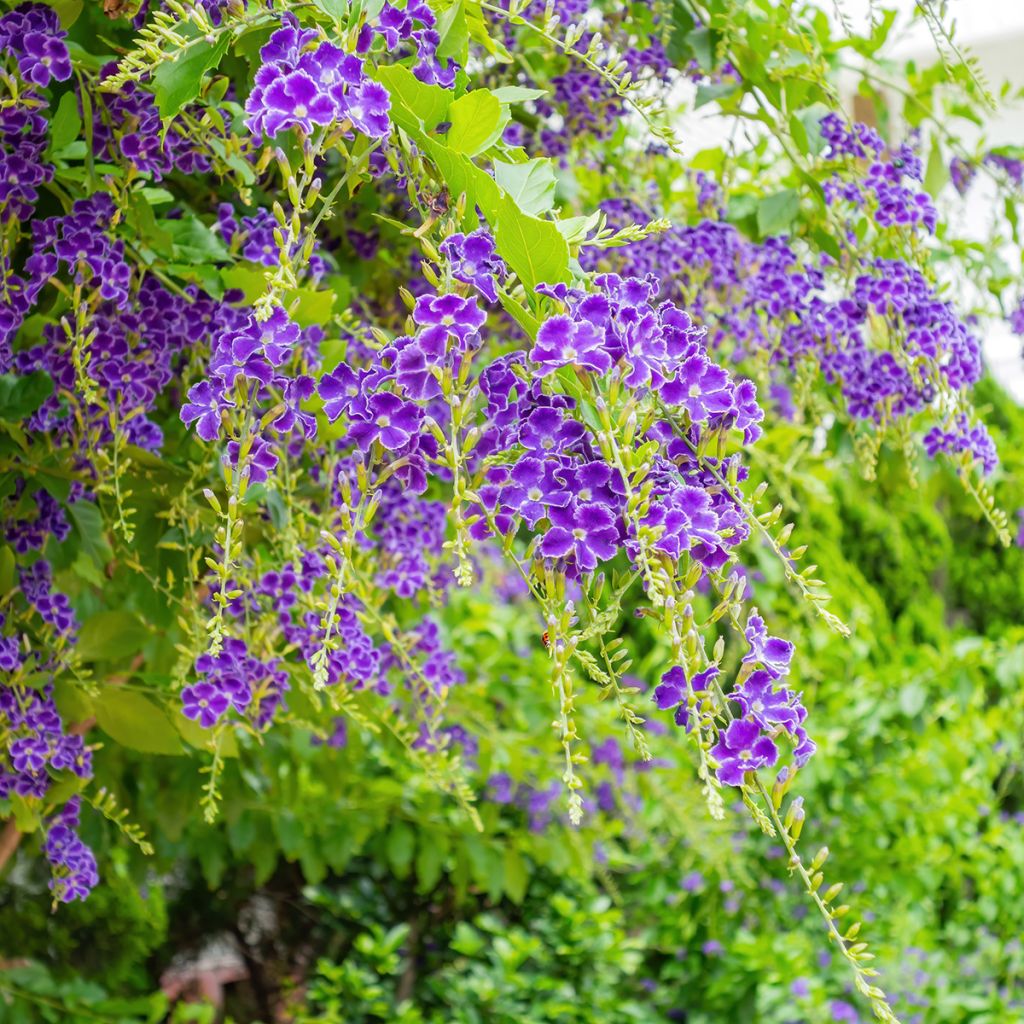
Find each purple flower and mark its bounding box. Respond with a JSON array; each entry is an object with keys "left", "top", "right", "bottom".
[
  {"left": 250, "top": 70, "right": 335, "bottom": 138},
  {"left": 530, "top": 316, "right": 611, "bottom": 376},
  {"left": 439, "top": 230, "right": 506, "bottom": 303},
  {"left": 180, "top": 380, "right": 231, "bottom": 442},
  {"left": 518, "top": 405, "right": 585, "bottom": 454},
  {"left": 19, "top": 31, "right": 72, "bottom": 87},
  {"left": 413, "top": 293, "right": 486, "bottom": 346},
  {"left": 503, "top": 457, "right": 572, "bottom": 526},
  {"left": 319, "top": 363, "right": 365, "bottom": 422},
  {"left": 830, "top": 1001, "right": 859, "bottom": 1023},
  {"left": 181, "top": 682, "right": 230, "bottom": 729},
  {"left": 658, "top": 354, "right": 733, "bottom": 420},
  {"left": 733, "top": 670, "right": 801, "bottom": 731},
  {"left": 653, "top": 664, "right": 718, "bottom": 731},
  {"left": 681, "top": 870, "right": 704, "bottom": 892},
  {"left": 743, "top": 612, "right": 794, "bottom": 679},
  {"left": 710, "top": 718, "right": 778, "bottom": 786},
  {"left": 394, "top": 339, "right": 442, "bottom": 400},
  {"left": 540, "top": 501, "right": 618, "bottom": 573},
  {"left": 343, "top": 79, "right": 391, "bottom": 139},
  {"left": 349, "top": 392, "right": 422, "bottom": 451},
  {"left": 210, "top": 326, "right": 275, "bottom": 387}
]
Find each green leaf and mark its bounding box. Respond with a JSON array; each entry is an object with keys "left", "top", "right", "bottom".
[
  {"left": 924, "top": 138, "right": 946, "bottom": 198},
  {"left": 446, "top": 89, "right": 504, "bottom": 156},
  {"left": 174, "top": 711, "right": 239, "bottom": 756},
  {"left": 756, "top": 188, "right": 800, "bottom": 237},
  {"left": 311, "top": 0, "right": 347, "bottom": 25},
  {"left": 0, "top": 371, "right": 54, "bottom": 422},
  {"left": 494, "top": 195, "right": 571, "bottom": 291},
  {"left": 45, "top": 0, "right": 82, "bottom": 27},
  {"left": 490, "top": 86, "right": 547, "bottom": 103},
  {"left": 94, "top": 689, "right": 183, "bottom": 755},
  {"left": 162, "top": 217, "right": 230, "bottom": 264},
  {"left": 48, "top": 91, "right": 82, "bottom": 156},
  {"left": 53, "top": 678, "right": 93, "bottom": 724},
  {"left": 290, "top": 287, "right": 336, "bottom": 327},
  {"left": 376, "top": 64, "right": 451, "bottom": 133},
  {"left": 0, "top": 544, "right": 15, "bottom": 597},
  {"left": 10, "top": 794, "right": 40, "bottom": 834},
  {"left": 503, "top": 847, "right": 528, "bottom": 903},
  {"left": 493, "top": 158, "right": 557, "bottom": 216},
  {"left": 77, "top": 611, "right": 150, "bottom": 661},
  {"left": 435, "top": 0, "right": 469, "bottom": 65},
  {"left": 415, "top": 834, "right": 446, "bottom": 892},
  {"left": 153, "top": 32, "right": 232, "bottom": 118},
  {"left": 386, "top": 821, "right": 415, "bottom": 879},
  {"left": 695, "top": 81, "right": 739, "bottom": 109},
  {"left": 68, "top": 500, "right": 113, "bottom": 570}
]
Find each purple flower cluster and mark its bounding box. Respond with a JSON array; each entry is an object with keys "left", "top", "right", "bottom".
[
  {"left": 0, "top": 609, "right": 96, "bottom": 902},
  {"left": 371, "top": 0, "right": 458, "bottom": 87},
  {"left": 653, "top": 610, "right": 811, "bottom": 787},
  {"left": 44, "top": 798, "right": 98, "bottom": 903},
  {"left": 0, "top": 4, "right": 71, "bottom": 89},
  {"left": 217, "top": 203, "right": 328, "bottom": 281},
  {"left": 439, "top": 230, "right": 506, "bottom": 304},
  {"left": 389, "top": 273, "right": 757, "bottom": 579},
  {"left": 181, "top": 306, "right": 321, "bottom": 481},
  {"left": 923, "top": 414, "right": 998, "bottom": 474},
  {"left": 0, "top": 4, "right": 71, "bottom": 362},
  {"left": 182, "top": 637, "right": 290, "bottom": 730},
  {"left": 949, "top": 156, "right": 976, "bottom": 196},
  {"left": 820, "top": 115, "right": 937, "bottom": 234},
  {"left": 19, "top": 560, "right": 77, "bottom": 637},
  {"left": 4, "top": 486, "right": 71, "bottom": 553},
  {"left": 0, "top": 5, "right": 65, "bottom": 228},
  {"left": 586, "top": 199, "right": 990, "bottom": 470},
  {"left": 93, "top": 66, "right": 213, "bottom": 180},
  {"left": 0, "top": 676, "right": 91, "bottom": 799},
  {"left": 245, "top": 16, "right": 390, "bottom": 141},
  {"left": 13, "top": 198, "right": 256, "bottom": 456},
  {"left": 984, "top": 151, "right": 1024, "bottom": 190}
]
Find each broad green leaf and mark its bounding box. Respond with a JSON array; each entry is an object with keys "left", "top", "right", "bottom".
[
  {"left": 290, "top": 287, "right": 336, "bottom": 327},
  {"left": 69, "top": 500, "right": 113, "bottom": 570},
  {"left": 174, "top": 711, "right": 239, "bottom": 756},
  {"left": 555, "top": 212, "right": 601, "bottom": 245},
  {"left": 386, "top": 821, "right": 415, "bottom": 878},
  {"left": 376, "top": 64, "right": 451, "bottom": 132},
  {"left": 435, "top": 0, "right": 469, "bottom": 65},
  {"left": 493, "top": 158, "right": 557, "bottom": 216},
  {"left": 153, "top": 32, "right": 232, "bottom": 118},
  {"left": 924, "top": 138, "right": 946, "bottom": 198},
  {"left": 665, "top": 0, "right": 698, "bottom": 64},
  {"left": 695, "top": 81, "right": 740, "bottom": 108},
  {"left": 53, "top": 678, "right": 93, "bottom": 724},
  {"left": 311, "top": 0, "right": 347, "bottom": 25},
  {"left": 415, "top": 834, "right": 446, "bottom": 892},
  {"left": 503, "top": 847, "right": 528, "bottom": 903},
  {"left": 0, "top": 371, "right": 54, "bottom": 422},
  {"left": 446, "top": 89, "right": 504, "bottom": 156},
  {"left": 94, "top": 689, "right": 184, "bottom": 755},
  {"left": 77, "top": 610, "right": 150, "bottom": 661},
  {"left": 494, "top": 194, "right": 571, "bottom": 291},
  {"left": 490, "top": 86, "right": 547, "bottom": 103},
  {"left": 162, "top": 218, "right": 230, "bottom": 264},
  {"left": 45, "top": 0, "right": 82, "bottom": 27},
  {"left": 10, "top": 794, "right": 40, "bottom": 833},
  {"left": 0, "top": 544, "right": 14, "bottom": 596},
  {"left": 756, "top": 188, "right": 800, "bottom": 237},
  {"left": 48, "top": 91, "right": 82, "bottom": 155}
]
